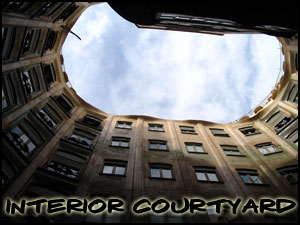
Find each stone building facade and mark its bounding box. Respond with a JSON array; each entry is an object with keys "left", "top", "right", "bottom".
[{"left": 2, "top": 2, "right": 298, "bottom": 223}]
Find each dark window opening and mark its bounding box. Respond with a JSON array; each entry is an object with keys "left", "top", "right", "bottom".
[
  {"left": 43, "top": 64, "right": 56, "bottom": 85},
  {"left": 277, "top": 166, "right": 298, "bottom": 185},
  {"left": 80, "top": 115, "right": 102, "bottom": 129},
  {"left": 55, "top": 3, "right": 78, "bottom": 22},
  {"left": 239, "top": 126, "right": 260, "bottom": 136},
  {"left": 22, "top": 28, "right": 41, "bottom": 55},
  {"left": 55, "top": 94, "right": 74, "bottom": 114},
  {"left": 44, "top": 29, "right": 57, "bottom": 52}
]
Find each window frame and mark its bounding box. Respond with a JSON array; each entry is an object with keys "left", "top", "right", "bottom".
[
  {"left": 148, "top": 123, "right": 164, "bottom": 132},
  {"left": 149, "top": 140, "right": 168, "bottom": 151},
  {"left": 221, "top": 145, "right": 245, "bottom": 157},
  {"left": 255, "top": 143, "right": 283, "bottom": 156},
  {"left": 179, "top": 126, "right": 197, "bottom": 134},
  {"left": 54, "top": 94, "right": 74, "bottom": 115},
  {"left": 239, "top": 126, "right": 260, "bottom": 136},
  {"left": 35, "top": 107, "right": 58, "bottom": 131},
  {"left": 21, "top": 27, "right": 41, "bottom": 56},
  {"left": 67, "top": 129, "right": 95, "bottom": 149},
  {"left": 101, "top": 160, "right": 127, "bottom": 177},
  {"left": 79, "top": 115, "right": 102, "bottom": 130},
  {"left": 2, "top": 26, "right": 16, "bottom": 61},
  {"left": 110, "top": 137, "right": 130, "bottom": 148},
  {"left": 286, "top": 83, "right": 298, "bottom": 104},
  {"left": 277, "top": 165, "right": 298, "bottom": 185},
  {"left": 43, "top": 29, "right": 58, "bottom": 53},
  {"left": 265, "top": 110, "right": 294, "bottom": 134},
  {"left": 42, "top": 63, "right": 56, "bottom": 88},
  {"left": 19, "top": 67, "right": 41, "bottom": 98},
  {"left": 5, "top": 116, "right": 46, "bottom": 160},
  {"left": 193, "top": 166, "right": 223, "bottom": 183},
  {"left": 2, "top": 156, "right": 19, "bottom": 187},
  {"left": 115, "top": 121, "right": 132, "bottom": 129},
  {"left": 236, "top": 169, "right": 268, "bottom": 186},
  {"left": 54, "top": 3, "right": 78, "bottom": 22},
  {"left": 45, "top": 149, "right": 87, "bottom": 180},
  {"left": 210, "top": 128, "right": 230, "bottom": 137},
  {"left": 149, "top": 164, "right": 174, "bottom": 180},
  {"left": 286, "top": 129, "right": 298, "bottom": 146},
  {"left": 2, "top": 74, "right": 17, "bottom": 111},
  {"left": 185, "top": 142, "right": 207, "bottom": 154}
]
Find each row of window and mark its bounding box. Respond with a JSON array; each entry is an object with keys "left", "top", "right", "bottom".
[
  {"left": 116, "top": 121, "right": 260, "bottom": 137},
  {"left": 3, "top": 2, "right": 78, "bottom": 23},
  {"left": 3, "top": 26, "right": 58, "bottom": 64},
  {"left": 265, "top": 107, "right": 298, "bottom": 147},
  {"left": 100, "top": 160, "right": 298, "bottom": 186},
  {"left": 2, "top": 63, "right": 56, "bottom": 116},
  {"left": 40, "top": 147, "right": 297, "bottom": 186},
  {"left": 4, "top": 113, "right": 101, "bottom": 159},
  {"left": 110, "top": 136, "right": 283, "bottom": 156}
]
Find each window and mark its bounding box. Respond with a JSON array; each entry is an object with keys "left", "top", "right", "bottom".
[
  {"left": 101, "top": 160, "right": 127, "bottom": 176},
  {"left": 156, "top": 13, "right": 244, "bottom": 34},
  {"left": 239, "top": 126, "right": 260, "bottom": 136},
  {"left": 2, "top": 74, "right": 17, "bottom": 111},
  {"left": 194, "top": 167, "right": 221, "bottom": 182},
  {"left": 287, "top": 84, "right": 298, "bottom": 104},
  {"left": 150, "top": 164, "right": 173, "bottom": 179},
  {"left": 2, "top": 83, "right": 8, "bottom": 109},
  {"left": 255, "top": 143, "right": 282, "bottom": 155},
  {"left": 35, "top": 103, "right": 62, "bottom": 130},
  {"left": 68, "top": 129, "right": 95, "bottom": 148},
  {"left": 277, "top": 166, "right": 298, "bottom": 185},
  {"left": 45, "top": 150, "right": 86, "bottom": 179},
  {"left": 286, "top": 129, "right": 298, "bottom": 146},
  {"left": 116, "top": 121, "right": 132, "bottom": 129},
  {"left": 149, "top": 123, "right": 164, "bottom": 132},
  {"left": 149, "top": 140, "right": 168, "bottom": 151},
  {"left": 21, "top": 28, "right": 41, "bottom": 55},
  {"left": 6, "top": 125, "right": 37, "bottom": 158},
  {"left": 2, "top": 157, "right": 18, "bottom": 186},
  {"left": 2, "top": 27, "right": 16, "bottom": 60},
  {"left": 221, "top": 145, "right": 243, "bottom": 156},
  {"left": 42, "top": 63, "right": 56, "bottom": 87},
  {"left": 79, "top": 115, "right": 102, "bottom": 129},
  {"left": 55, "top": 3, "right": 78, "bottom": 22},
  {"left": 35, "top": 108, "right": 56, "bottom": 129},
  {"left": 111, "top": 137, "right": 130, "bottom": 148},
  {"left": 19, "top": 67, "right": 40, "bottom": 96},
  {"left": 34, "top": 2, "right": 63, "bottom": 18},
  {"left": 236, "top": 169, "right": 264, "bottom": 185},
  {"left": 274, "top": 117, "right": 293, "bottom": 132},
  {"left": 2, "top": 2, "right": 27, "bottom": 11},
  {"left": 54, "top": 94, "right": 74, "bottom": 114},
  {"left": 185, "top": 143, "right": 205, "bottom": 153},
  {"left": 44, "top": 29, "right": 57, "bottom": 52},
  {"left": 210, "top": 128, "right": 230, "bottom": 137},
  {"left": 179, "top": 126, "right": 196, "bottom": 134},
  {"left": 266, "top": 110, "right": 293, "bottom": 133}
]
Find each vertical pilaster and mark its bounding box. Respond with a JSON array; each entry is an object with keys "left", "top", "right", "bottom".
[
  {"left": 278, "top": 101, "right": 298, "bottom": 117},
  {"left": 254, "top": 120, "right": 298, "bottom": 158}
]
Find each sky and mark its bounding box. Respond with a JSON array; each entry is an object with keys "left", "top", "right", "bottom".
[{"left": 62, "top": 3, "right": 283, "bottom": 124}]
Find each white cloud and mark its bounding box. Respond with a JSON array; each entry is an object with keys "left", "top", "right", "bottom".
[{"left": 62, "top": 3, "right": 283, "bottom": 123}]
